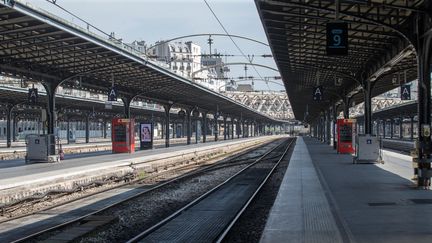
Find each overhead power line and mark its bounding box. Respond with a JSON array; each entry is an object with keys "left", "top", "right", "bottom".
[{"left": 203, "top": 0, "right": 272, "bottom": 91}]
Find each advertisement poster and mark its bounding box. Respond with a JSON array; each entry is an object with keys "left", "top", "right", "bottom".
[{"left": 140, "top": 122, "right": 153, "bottom": 150}]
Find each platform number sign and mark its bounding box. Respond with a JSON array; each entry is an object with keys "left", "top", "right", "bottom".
[
  {"left": 400, "top": 85, "right": 411, "bottom": 100},
  {"left": 313, "top": 86, "right": 323, "bottom": 101},
  {"left": 108, "top": 86, "right": 118, "bottom": 101},
  {"left": 28, "top": 88, "right": 38, "bottom": 104},
  {"left": 326, "top": 22, "right": 348, "bottom": 55}
]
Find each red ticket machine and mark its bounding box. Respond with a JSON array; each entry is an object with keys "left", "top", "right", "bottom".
[
  {"left": 337, "top": 119, "right": 356, "bottom": 154},
  {"left": 112, "top": 118, "right": 135, "bottom": 153}
]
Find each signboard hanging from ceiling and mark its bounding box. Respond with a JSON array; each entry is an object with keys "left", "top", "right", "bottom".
[
  {"left": 326, "top": 22, "right": 348, "bottom": 55},
  {"left": 313, "top": 86, "right": 323, "bottom": 101},
  {"left": 400, "top": 85, "right": 411, "bottom": 100},
  {"left": 28, "top": 88, "right": 38, "bottom": 104},
  {"left": 108, "top": 86, "right": 118, "bottom": 101}
]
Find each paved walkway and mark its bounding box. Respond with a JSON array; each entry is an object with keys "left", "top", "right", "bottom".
[
  {"left": 0, "top": 136, "right": 270, "bottom": 190},
  {"left": 261, "top": 136, "right": 432, "bottom": 243}
]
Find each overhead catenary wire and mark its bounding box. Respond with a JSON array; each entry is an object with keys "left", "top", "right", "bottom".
[{"left": 203, "top": 0, "right": 272, "bottom": 91}]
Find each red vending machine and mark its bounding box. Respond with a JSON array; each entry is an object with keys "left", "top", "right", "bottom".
[
  {"left": 112, "top": 118, "right": 135, "bottom": 153},
  {"left": 337, "top": 119, "right": 356, "bottom": 154}
]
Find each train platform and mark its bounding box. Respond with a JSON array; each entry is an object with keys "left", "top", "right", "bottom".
[
  {"left": 261, "top": 136, "right": 432, "bottom": 243},
  {"left": 0, "top": 136, "right": 278, "bottom": 205},
  {"left": 0, "top": 137, "right": 213, "bottom": 161}
]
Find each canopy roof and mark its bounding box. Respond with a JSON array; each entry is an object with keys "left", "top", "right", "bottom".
[
  {"left": 0, "top": 1, "right": 284, "bottom": 124},
  {"left": 256, "top": 0, "right": 428, "bottom": 122}
]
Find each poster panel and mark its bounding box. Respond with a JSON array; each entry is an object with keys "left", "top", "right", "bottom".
[{"left": 140, "top": 122, "right": 153, "bottom": 150}]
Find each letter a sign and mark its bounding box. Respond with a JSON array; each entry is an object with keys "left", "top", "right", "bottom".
[
  {"left": 400, "top": 85, "right": 410, "bottom": 100},
  {"left": 108, "top": 86, "right": 118, "bottom": 101},
  {"left": 313, "top": 86, "right": 323, "bottom": 101},
  {"left": 28, "top": 88, "right": 38, "bottom": 104}
]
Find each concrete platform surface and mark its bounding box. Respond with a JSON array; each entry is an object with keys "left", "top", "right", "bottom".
[
  {"left": 0, "top": 137, "right": 208, "bottom": 160},
  {"left": 261, "top": 136, "right": 432, "bottom": 243},
  {"left": 0, "top": 136, "right": 274, "bottom": 191}
]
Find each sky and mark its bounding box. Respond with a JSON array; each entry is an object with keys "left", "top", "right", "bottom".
[{"left": 25, "top": 0, "right": 284, "bottom": 91}]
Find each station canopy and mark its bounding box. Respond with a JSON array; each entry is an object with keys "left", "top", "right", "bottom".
[
  {"left": 0, "top": 86, "right": 170, "bottom": 121},
  {"left": 0, "top": 1, "right": 281, "bottom": 124},
  {"left": 255, "top": 0, "right": 428, "bottom": 123}
]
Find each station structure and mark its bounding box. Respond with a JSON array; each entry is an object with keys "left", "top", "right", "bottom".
[
  {"left": 0, "top": 1, "right": 287, "bottom": 153},
  {"left": 0, "top": 1, "right": 431, "bottom": 242},
  {"left": 256, "top": 0, "right": 432, "bottom": 186}
]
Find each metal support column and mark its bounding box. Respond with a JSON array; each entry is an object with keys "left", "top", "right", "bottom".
[
  {"left": 163, "top": 104, "right": 172, "bottom": 148},
  {"left": 410, "top": 117, "right": 414, "bottom": 140},
  {"left": 67, "top": 119, "right": 70, "bottom": 144},
  {"left": 321, "top": 115, "right": 325, "bottom": 142},
  {"left": 326, "top": 110, "right": 331, "bottom": 145},
  {"left": 195, "top": 118, "right": 199, "bottom": 144},
  {"left": 160, "top": 121, "right": 164, "bottom": 139},
  {"left": 237, "top": 121, "right": 241, "bottom": 139},
  {"left": 242, "top": 121, "right": 246, "bottom": 138},
  {"left": 383, "top": 120, "right": 386, "bottom": 138},
  {"left": 103, "top": 120, "right": 107, "bottom": 139},
  {"left": 43, "top": 82, "right": 59, "bottom": 137},
  {"left": 332, "top": 105, "right": 337, "bottom": 149},
  {"left": 182, "top": 118, "right": 186, "bottom": 138},
  {"left": 390, "top": 119, "right": 394, "bottom": 139},
  {"left": 12, "top": 115, "right": 17, "bottom": 142},
  {"left": 399, "top": 117, "right": 404, "bottom": 139},
  {"left": 231, "top": 118, "right": 235, "bottom": 139},
  {"left": 343, "top": 97, "right": 350, "bottom": 119},
  {"left": 121, "top": 97, "right": 131, "bottom": 119},
  {"left": 223, "top": 116, "right": 227, "bottom": 140},
  {"left": 414, "top": 10, "right": 432, "bottom": 187},
  {"left": 202, "top": 111, "right": 207, "bottom": 143},
  {"left": 186, "top": 109, "right": 192, "bottom": 145},
  {"left": 85, "top": 115, "right": 90, "bottom": 143},
  {"left": 363, "top": 80, "right": 373, "bottom": 134},
  {"left": 6, "top": 104, "right": 13, "bottom": 148},
  {"left": 214, "top": 113, "right": 219, "bottom": 141},
  {"left": 227, "top": 119, "right": 231, "bottom": 139}
]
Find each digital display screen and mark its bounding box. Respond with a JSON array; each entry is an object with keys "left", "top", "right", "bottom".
[
  {"left": 140, "top": 122, "right": 153, "bottom": 150},
  {"left": 114, "top": 124, "right": 126, "bottom": 142},
  {"left": 140, "top": 123, "right": 152, "bottom": 142},
  {"left": 339, "top": 125, "right": 352, "bottom": 142},
  {"left": 326, "top": 22, "right": 348, "bottom": 55}
]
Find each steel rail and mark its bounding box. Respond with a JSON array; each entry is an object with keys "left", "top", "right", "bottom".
[
  {"left": 8, "top": 138, "right": 280, "bottom": 242},
  {"left": 127, "top": 137, "right": 294, "bottom": 243},
  {"left": 216, "top": 138, "right": 295, "bottom": 242}
]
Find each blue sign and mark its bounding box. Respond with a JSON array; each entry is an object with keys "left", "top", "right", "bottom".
[
  {"left": 400, "top": 85, "right": 411, "bottom": 100},
  {"left": 313, "top": 86, "right": 323, "bottom": 101},
  {"left": 28, "top": 88, "right": 38, "bottom": 104},
  {"left": 326, "top": 22, "right": 348, "bottom": 55},
  {"left": 108, "top": 87, "right": 117, "bottom": 101}
]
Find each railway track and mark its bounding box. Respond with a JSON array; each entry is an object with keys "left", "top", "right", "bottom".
[
  {"left": 2, "top": 138, "right": 288, "bottom": 242},
  {"left": 127, "top": 138, "right": 295, "bottom": 243},
  {"left": 382, "top": 139, "right": 414, "bottom": 154}
]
